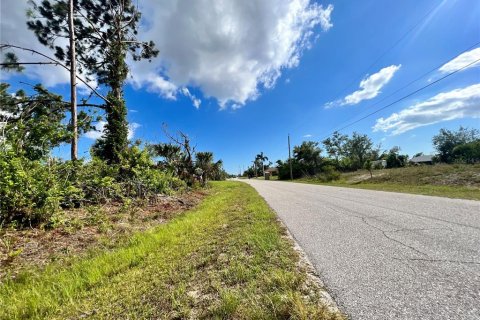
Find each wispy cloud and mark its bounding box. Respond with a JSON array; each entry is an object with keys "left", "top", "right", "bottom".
[
  {"left": 303, "top": 134, "right": 313, "bottom": 138},
  {"left": 373, "top": 83, "right": 480, "bottom": 135},
  {"left": 326, "top": 65, "right": 401, "bottom": 108},
  {"left": 439, "top": 47, "right": 480, "bottom": 73},
  {"left": 181, "top": 88, "right": 201, "bottom": 109}
]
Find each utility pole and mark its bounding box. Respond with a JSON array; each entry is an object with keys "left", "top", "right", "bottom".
[
  {"left": 68, "top": 0, "right": 78, "bottom": 161},
  {"left": 288, "top": 134, "right": 293, "bottom": 180}
]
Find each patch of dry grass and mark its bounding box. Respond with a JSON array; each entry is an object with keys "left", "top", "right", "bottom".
[{"left": 297, "top": 164, "right": 480, "bottom": 200}]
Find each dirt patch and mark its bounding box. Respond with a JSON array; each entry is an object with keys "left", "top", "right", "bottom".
[{"left": 0, "top": 190, "right": 207, "bottom": 282}]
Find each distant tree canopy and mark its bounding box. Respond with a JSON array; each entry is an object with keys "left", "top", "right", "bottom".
[
  {"left": 385, "top": 146, "right": 408, "bottom": 169},
  {"left": 293, "top": 141, "right": 323, "bottom": 176},
  {"left": 432, "top": 127, "right": 480, "bottom": 164}
]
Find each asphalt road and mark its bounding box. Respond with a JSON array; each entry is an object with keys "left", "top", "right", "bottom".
[{"left": 242, "top": 179, "right": 480, "bottom": 320}]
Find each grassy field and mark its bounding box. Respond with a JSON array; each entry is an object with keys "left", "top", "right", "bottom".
[
  {"left": 294, "top": 164, "right": 480, "bottom": 200},
  {"left": 0, "top": 181, "right": 343, "bottom": 320}
]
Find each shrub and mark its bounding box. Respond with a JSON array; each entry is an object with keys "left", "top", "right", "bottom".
[
  {"left": 0, "top": 147, "right": 185, "bottom": 227},
  {"left": 0, "top": 151, "right": 63, "bottom": 225},
  {"left": 315, "top": 165, "right": 341, "bottom": 182},
  {"left": 452, "top": 140, "right": 480, "bottom": 164}
]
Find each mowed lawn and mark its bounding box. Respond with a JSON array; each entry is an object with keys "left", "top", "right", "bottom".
[{"left": 0, "top": 181, "right": 344, "bottom": 320}]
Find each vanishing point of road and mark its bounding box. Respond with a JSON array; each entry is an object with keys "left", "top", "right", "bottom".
[{"left": 243, "top": 179, "right": 480, "bottom": 320}]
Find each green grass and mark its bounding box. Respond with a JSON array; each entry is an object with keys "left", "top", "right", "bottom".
[
  {"left": 0, "top": 181, "right": 343, "bottom": 320},
  {"left": 294, "top": 164, "right": 480, "bottom": 201}
]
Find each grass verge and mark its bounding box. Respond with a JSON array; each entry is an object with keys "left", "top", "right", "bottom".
[
  {"left": 295, "top": 180, "right": 480, "bottom": 200},
  {"left": 290, "top": 164, "right": 480, "bottom": 201},
  {"left": 0, "top": 181, "right": 344, "bottom": 320}
]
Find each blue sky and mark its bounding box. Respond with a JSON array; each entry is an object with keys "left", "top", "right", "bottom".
[{"left": 1, "top": 0, "right": 479, "bottom": 174}]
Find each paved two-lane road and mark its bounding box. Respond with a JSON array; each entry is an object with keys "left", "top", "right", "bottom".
[{"left": 243, "top": 179, "right": 480, "bottom": 320}]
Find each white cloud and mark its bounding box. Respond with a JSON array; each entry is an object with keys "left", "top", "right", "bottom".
[
  {"left": 128, "top": 123, "right": 141, "bottom": 140},
  {"left": 181, "top": 88, "right": 201, "bottom": 109},
  {"left": 327, "top": 65, "right": 401, "bottom": 108},
  {"left": 130, "top": 72, "right": 178, "bottom": 100},
  {"left": 2, "top": 0, "right": 333, "bottom": 109},
  {"left": 84, "top": 121, "right": 141, "bottom": 140},
  {"left": 132, "top": 0, "right": 333, "bottom": 109},
  {"left": 373, "top": 83, "right": 480, "bottom": 135},
  {"left": 303, "top": 134, "right": 313, "bottom": 138},
  {"left": 439, "top": 47, "right": 480, "bottom": 73},
  {"left": 0, "top": 0, "right": 96, "bottom": 90},
  {"left": 0, "top": 1, "right": 69, "bottom": 86},
  {"left": 84, "top": 121, "right": 106, "bottom": 140}
]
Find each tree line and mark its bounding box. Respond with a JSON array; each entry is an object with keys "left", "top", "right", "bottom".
[
  {"left": 0, "top": 0, "right": 226, "bottom": 228},
  {"left": 244, "top": 126, "right": 480, "bottom": 181}
]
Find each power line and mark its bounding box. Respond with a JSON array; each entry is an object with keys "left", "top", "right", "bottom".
[
  {"left": 321, "top": 55, "right": 480, "bottom": 141},
  {"left": 327, "top": 2, "right": 441, "bottom": 102},
  {"left": 321, "top": 41, "right": 480, "bottom": 138}
]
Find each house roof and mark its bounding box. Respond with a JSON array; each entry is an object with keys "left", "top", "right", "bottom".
[{"left": 410, "top": 155, "right": 434, "bottom": 163}]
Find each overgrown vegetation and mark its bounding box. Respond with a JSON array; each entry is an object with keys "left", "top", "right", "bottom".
[
  {"left": 0, "top": 182, "right": 345, "bottom": 320},
  {"left": 0, "top": 1, "right": 228, "bottom": 228}
]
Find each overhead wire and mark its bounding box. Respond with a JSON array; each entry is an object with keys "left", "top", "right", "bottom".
[{"left": 320, "top": 54, "right": 480, "bottom": 140}]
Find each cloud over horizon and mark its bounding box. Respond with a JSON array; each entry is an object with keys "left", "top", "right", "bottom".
[
  {"left": 326, "top": 64, "right": 401, "bottom": 108},
  {"left": 373, "top": 83, "right": 480, "bottom": 135},
  {"left": 132, "top": 0, "right": 334, "bottom": 109}
]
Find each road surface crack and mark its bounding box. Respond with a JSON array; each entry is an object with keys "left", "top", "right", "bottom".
[
  {"left": 393, "top": 257, "right": 480, "bottom": 265},
  {"left": 360, "top": 217, "right": 429, "bottom": 257},
  {"left": 391, "top": 227, "right": 453, "bottom": 233}
]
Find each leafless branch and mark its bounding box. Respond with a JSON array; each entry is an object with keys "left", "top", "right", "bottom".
[{"left": 0, "top": 44, "right": 110, "bottom": 104}]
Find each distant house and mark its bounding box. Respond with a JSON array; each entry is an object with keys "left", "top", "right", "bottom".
[
  {"left": 264, "top": 167, "right": 279, "bottom": 175},
  {"left": 409, "top": 155, "right": 434, "bottom": 165},
  {"left": 372, "top": 159, "right": 387, "bottom": 169}
]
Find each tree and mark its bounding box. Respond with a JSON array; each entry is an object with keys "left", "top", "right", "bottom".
[
  {"left": 385, "top": 146, "right": 408, "bottom": 168},
  {"left": 27, "top": 0, "right": 159, "bottom": 163},
  {"left": 0, "top": 83, "right": 94, "bottom": 160},
  {"left": 343, "top": 132, "right": 373, "bottom": 170},
  {"left": 322, "top": 131, "right": 347, "bottom": 166},
  {"left": 149, "top": 128, "right": 198, "bottom": 186},
  {"left": 255, "top": 152, "right": 269, "bottom": 177},
  {"left": 68, "top": 0, "right": 78, "bottom": 160},
  {"left": 293, "top": 141, "right": 322, "bottom": 176},
  {"left": 432, "top": 127, "right": 479, "bottom": 163},
  {"left": 195, "top": 152, "right": 213, "bottom": 184},
  {"left": 452, "top": 141, "right": 480, "bottom": 164}
]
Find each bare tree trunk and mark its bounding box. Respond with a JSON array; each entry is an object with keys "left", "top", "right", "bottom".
[{"left": 68, "top": 0, "right": 77, "bottom": 161}]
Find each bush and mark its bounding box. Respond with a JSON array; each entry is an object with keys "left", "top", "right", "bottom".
[
  {"left": 0, "top": 146, "right": 186, "bottom": 227},
  {"left": 315, "top": 165, "right": 341, "bottom": 182},
  {"left": 0, "top": 151, "right": 63, "bottom": 225},
  {"left": 452, "top": 141, "right": 480, "bottom": 164}
]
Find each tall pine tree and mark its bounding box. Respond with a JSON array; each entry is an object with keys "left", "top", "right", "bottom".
[{"left": 27, "top": 0, "right": 158, "bottom": 163}]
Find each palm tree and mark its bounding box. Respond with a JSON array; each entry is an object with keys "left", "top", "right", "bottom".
[
  {"left": 195, "top": 151, "right": 214, "bottom": 184},
  {"left": 255, "top": 152, "right": 269, "bottom": 177}
]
